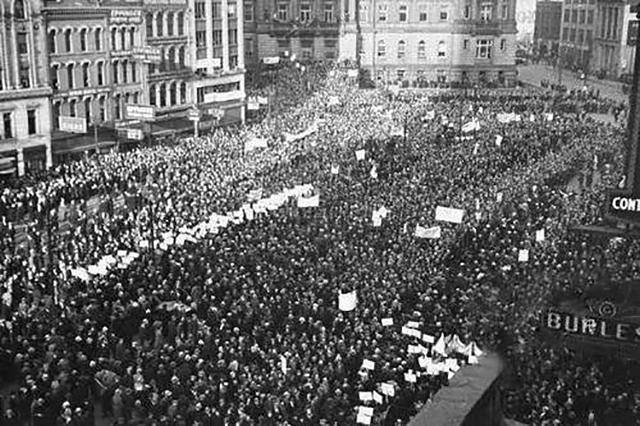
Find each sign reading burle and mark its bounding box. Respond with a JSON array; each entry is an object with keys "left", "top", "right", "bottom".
[{"left": 544, "top": 310, "right": 640, "bottom": 344}]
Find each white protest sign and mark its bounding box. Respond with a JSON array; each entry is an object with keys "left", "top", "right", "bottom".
[
  {"left": 355, "top": 149, "right": 366, "bottom": 161},
  {"left": 536, "top": 229, "right": 545, "bottom": 242},
  {"left": 518, "top": 249, "right": 529, "bottom": 262},
  {"left": 362, "top": 359, "right": 375, "bottom": 370},
  {"left": 338, "top": 291, "right": 357, "bottom": 311},
  {"left": 381, "top": 318, "right": 394, "bottom": 326},
  {"left": 435, "top": 206, "right": 465, "bottom": 224}
]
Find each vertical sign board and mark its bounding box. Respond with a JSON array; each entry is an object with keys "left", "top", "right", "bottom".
[
  {"left": 629, "top": 20, "right": 639, "bottom": 46},
  {"left": 607, "top": 15, "right": 640, "bottom": 224}
]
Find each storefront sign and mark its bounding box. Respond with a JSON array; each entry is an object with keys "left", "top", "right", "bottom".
[
  {"left": 262, "top": 56, "right": 280, "bottom": 65},
  {"left": 132, "top": 46, "right": 162, "bottom": 64},
  {"left": 110, "top": 9, "right": 143, "bottom": 24},
  {"left": 544, "top": 310, "right": 640, "bottom": 344},
  {"left": 628, "top": 20, "right": 639, "bottom": 46},
  {"left": 59, "top": 116, "right": 87, "bottom": 133},
  {"left": 125, "top": 104, "right": 155, "bottom": 121},
  {"left": 126, "top": 128, "right": 144, "bottom": 140}
]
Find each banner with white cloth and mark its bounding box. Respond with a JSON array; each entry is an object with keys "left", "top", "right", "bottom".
[
  {"left": 244, "top": 137, "right": 268, "bottom": 152},
  {"left": 284, "top": 122, "right": 319, "bottom": 143},
  {"left": 415, "top": 225, "right": 441, "bottom": 239},
  {"left": 435, "top": 206, "right": 465, "bottom": 224}
]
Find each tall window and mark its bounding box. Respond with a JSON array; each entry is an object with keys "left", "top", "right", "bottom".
[
  {"left": 177, "top": 12, "right": 184, "bottom": 35},
  {"left": 99, "top": 97, "right": 105, "bottom": 121},
  {"left": 64, "top": 29, "right": 72, "bottom": 52},
  {"left": 464, "top": 3, "right": 471, "bottom": 19},
  {"left": 167, "top": 47, "right": 175, "bottom": 70},
  {"left": 399, "top": 4, "right": 407, "bottom": 22},
  {"left": 229, "top": 29, "right": 237, "bottom": 44},
  {"left": 159, "top": 48, "right": 166, "bottom": 71},
  {"left": 14, "top": 0, "right": 24, "bottom": 19},
  {"left": 378, "top": 3, "right": 388, "bottom": 21},
  {"left": 95, "top": 28, "right": 102, "bottom": 50},
  {"left": 48, "top": 31, "right": 56, "bottom": 54},
  {"left": 480, "top": 2, "right": 492, "bottom": 21},
  {"left": 80, "top": 28, "right": 87, "bottom": 51},
  {"left": 419, "top": 4, "right": 427, "bottom": 21},
  {"left": 19, "top": 65, "right": 30, "bottom": 88},
  {"left": 440, "top": 6, "right": 448, "bottom": 20},
  {"left": 97, "top": 62, "right": 104, "bottom": 85},
  {"left": 112, "top": 62, "right": 119, "bottom": 84},
  {"left": 67, "top": 64, "right": 74, "bottom": 88},
  {"left": 121, "top": 60, "right": 128, "bottom": 82},
  {"left": 397, "top": 40, "right": 406, "bottom": 58},
  {"left": 377, "top": 39, "right": 385, "bottom": 57},
  {"left": 178, "top": 46, "right": 185, "bottom": 67},
  {"left": 179, "top": 82, "right": 186, "bottom": 104},
  {"left": 277, "top": 2, "right": 288, "bottom": 20},
  {"left": 131, "top": 62, "right": 136, "bottom": 82},
  {"left": 111, "top": 28, "right": 117, "bottom": 50},
  {"left": 50, "top": 65, "right": 59, "bottom": 89},
  {"left": 476, "top": 39, "right": 493, "bottom": 58},
  {"left": 17, "top": 32, "right": 28, "bottom": 54},
  {"left": 120, "top": 28, "right": 126, "bottom": 50},
  {"left": 52, "top": 102, "right": 61, "bottom": 129},
  {"left": 169, "top": 82, "right": 176, "bottom": 105},
  {"left": 82, "top": 63, "right": 89, "bottom": 86},
  {"left": 324, "top": 2, "right": 333, "bottom": 22},
  {"left": 159, "top": 83, "right": 166, "bottom": 107},
  {"left": 114, "top": 95, "right": 121, "bottom": 119},
  {"left": 244, "top": 2, "right": 254, "bottom": 21},
  {"left": 3, "top": 113, "right": 12, "bottom": 139},
  {"left": 146, "top": 13, "right": 153, "bottom": 36},
  {"left": 129, "top": 28, "right": 135, "bottom": 48},
  {"left": 149, "top": 84, "right": 156, "bottom": 105},
  {"left": 438, "top": 41, "right": 446, "bottom": 57},
  {"left": 501, "top": 3, "right": 508, "bottom": 19},
  {"left": 84, "top": 99, "right": 91, "bottom": 122},
  {"left": 500, "top": 39, "right": 506, "bottom": 50},
  {"left": 167, "top": 13, "right": 174, "bottom": 35},
  {"left": 156, "top": 13, "right": 163, "bottom": 36},
  {"left": 69, "top": 99, "right": 77, "bottom": 117},
  {"left": 417, "top": 40, "right": 426, "bottom": 59},
  {"left": 196, "top": 30, "right": 206, "bottom": 59},
  {"left": 300, "top": 2, "right": 311, "bottom": 21},
  {"left": 195, "top": 2, "right": 205, "bottom": 19}
]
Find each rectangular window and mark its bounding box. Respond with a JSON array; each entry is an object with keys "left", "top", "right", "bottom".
[
  {"left": 500, "top": 39, "right": 506, "bottom": 50},
  {"left": 99, "top": 98, "right": 105, "bottom": 121},
  {"left": 399, "top": 4, "right": 407, "bottom": 22},
  {"left": 195, "top": 2, "right": 206, "bottom": 19},
  {"left": 112, "top": 63, "right": 118, "bottom": 84},
  {"left": 440, "top": 7, "right": 448, "bottom": 20},
  {"left": 324, "top": 2, "right": 333, "bottom": 22},
  {"left": 476, "top": 39, "right": 493, "bottom": 58},
  {"left": 229, "top": 29, "right": 238, "bottom": 45},
  {"left": 95, "top": 28, "right": 102, "bottom": 50},
  {"left": 564, "top": 8, "right": 570, "bottom": 22},
  {"left": 131, "top": 62, "right": 136, "bottom": 82},
  {"left": 562, "top": 27, "right": 568, "bottom": 41},
  {"left": 397, "top": 41, "right": 406, "bottom": 58},
  {"left": 419, "top": 4, "right": 427, "bottom": 21},
  {"left": 501, "top": 4, "right": 508, "bottom": 19},
  {"left": 212, "top": 2, "right": 221, "bottom": 18},
  {"left": 27, "top": 109, "right": 36, "bottom": 135},
  {"left": 3, "top": 113, "right": 12, "bottom": 139},
  {"left": 213, "top": 30, "right": 222, "bottom": 45},
  {"left": 377, "top": 41, "right": 385, "bottom": 57},
  {"left": 397, "top": 69, "right": 406, "bottom": 79},
  {"left": 438, "top": 41, "right": 446, "bottom": 57},
  {"left": 17, "top": 32, "right": 28, "bottom": 54},
  {"left": 278, "top": 2, "right": 288, "bottom": 20},
  {"left": 579, "top": 9, "right": 585, "bottom": 24},
  {"left": 571, "top": 9, "right": 577, "bottom": 23},
  {"left": 417, "top": 41, "right": 426, "bottom": 58},
  {"left": 480, "top": 3, "right": 492, "bottom": 21},
  {"left": 378, "top": 3, "right": 388, "bottom": 21},
  {"left": 464, "top": 39, "right": 470, "bottom": 49},
  {"left": 587, "top": 10, "right": 593, "bottom": 24},
  {"left": 464, "top": 5, "right": 471, "bottom": 19},
  {"left": 197, "top": 87, "right": 205, "bottom": 103},
  {"left": 97, "top": 63, "right": 104, "bottom": 85},
  {"left": 244, "top": 2, "right": 253, "bottom": 21},
  {"left": 300, "top": 2, "right": 311, "bottom": 21},
  {"left": 196, "top": 30, "right": 206, "bottom": 47}
]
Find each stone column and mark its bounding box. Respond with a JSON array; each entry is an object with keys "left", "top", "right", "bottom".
[
  {"left": 45, "top": 143, "right": 52, "bottom": 169},
  {"left": 221, "top": 0, "right": 229, "bottom": 70},
  {"left": 16, "top": 147, "right": 24, "bottom": 177}
]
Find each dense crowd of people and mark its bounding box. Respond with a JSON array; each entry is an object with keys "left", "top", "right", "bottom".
[{"left": 0, "top": 60, "right": 639, "bottom": 426}]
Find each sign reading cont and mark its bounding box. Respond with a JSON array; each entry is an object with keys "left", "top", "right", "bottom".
[
  {"left": 59, "top": 116, "right": 87, "bottom": 133},
  {"left": 544, "top": 310, "right": 640, "bottom": 344}
]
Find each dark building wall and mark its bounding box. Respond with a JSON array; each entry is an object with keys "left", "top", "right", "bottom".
[{"left": 534, "top": 1, "right": 562, "bottom": 42}]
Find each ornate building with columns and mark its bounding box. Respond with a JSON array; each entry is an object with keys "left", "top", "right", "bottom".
[
  {"left": 143, "top": 0, "right": 193, "bottom": 124},
  {"left": 243, "top": 0, "right": 341, "bottom": 66},
  {"left": 339, "top": 0, "right": 517, "bottom": 85},
  {"left": 0, "top": 0, "right": 52, "bottom": 177},
  {"left": 189, "top": 0, "right": 245, "bottom": 127}
]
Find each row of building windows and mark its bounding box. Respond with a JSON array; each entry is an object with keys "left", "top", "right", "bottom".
[
  {"left": 148, "top": 81, "right": 188, "bottom": 107},
  {"left": 248, "top": 1, "right": 335, "bottom": 23},
  {"left": 563, "top": 0, "right": 596, "bottom": 5},
  {"left": 598, "top": 6, "right": 621, "bottom": 41},
  {"left": 357, "top": 1, "right": 510, "bottom": 23},
  {"left": 49, "top": 26, "right": 140, "bottom": 55},
  {"left": 52, "top": 93, "right": 141, "bottom": 126},
  {"left": 145, "top": 11, "right": 186, "bottom": 38},
  {"left": 194, "top": 1, "right": 237, "bottom": 20},
  {"left": 50, "top": 60, "right": 139, "bottom": 90},
  {"left": 561, "top": 27, "right": 593, "bottom": 45},
  {"left": 375, "top": 39, "right": 506, "bottom": 59},
  {"left": 0, "top": 110, "right": 37, "bottom": 140},
  {"left": 195, "top": 29, "right": 237, "bottom": 59},
  {"left": 147, "top": 45, "right": 188, "bottom": 73},
  {"left": 563, "top": 8, "right": 595, "bottom": 25}
]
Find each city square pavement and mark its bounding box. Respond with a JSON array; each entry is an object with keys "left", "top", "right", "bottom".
[{"left": 517, "top": 64, "right": 628, "bottom": 103}]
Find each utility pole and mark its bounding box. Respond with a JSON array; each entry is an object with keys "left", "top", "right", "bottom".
[{"left": 371, "top": 0, "right": 377, "bottom": 85}]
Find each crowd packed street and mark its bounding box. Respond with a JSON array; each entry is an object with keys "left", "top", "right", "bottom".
[{"left": 0, "top": 60, "right": 639, "bottom": 426}]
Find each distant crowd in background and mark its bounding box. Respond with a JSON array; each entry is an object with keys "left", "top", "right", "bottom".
[{"left": 0, "top": 59, "right": 638, "bottom": 426}]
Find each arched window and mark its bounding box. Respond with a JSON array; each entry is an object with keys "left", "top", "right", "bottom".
[
  {"left": 84, "top": 98, "right": 91, "bottom": 122},
  {"left": 179, "top": 81, "right": 186, "bottom": 104},
  {"left": 114, "top": 94, "right": 121, "bottom": 119},
  {"left": 131, "top": 61, "right": 137, "bottom": 82},
  {"left": 166, "top": 12, "right": 174, "bottom": 36},
  {"left": 176, "top": 11, "right": 184, "bottom": 35},
  {"left": 66, "top": 63, "right": 74, "bottom": 88},
  {"left": 52, "top": 102, "right": 61, "bottom": 129},
  {"left": 82, "top": 62, "right": 89, "bottom": 87},
  {"left": 96, "top": 61, "right": 104, "bottom": 85},
  {"left": 146, "top": 13, "right": 153, "bottom": 37},
  {"left": 156, "top": 13, "right": 163, "bottom": 37},
  {"left": 69, "top": 99, "right": 77, "bottom": 117},
  {"left": 417, "top": 40, "right": 426, "bottom": 59},
  {"left": 49, "top": 64, "right": 59, "bottom": 89},
  {"left": 178, "top": 46, "right": 185, "bottom": 68},
  {"left": 98, "top": 97, "right": 106, "bottom": 121},
  {"left": 129, "top": 27, "right": 135, "bottom": 48},
  {"left": 79, "top": 28, "right": 87, "bottom": 51},
  {"left": 94, "top": 28, "right": 102, "bottom": 50},
  {"left": 112, "top": 61, "right": 119, "bottom": 84},
  {"left": 159, "top": 83, "right": 166, "bottom": 107},
  {"left": 377, "top": 40, "right": 385, "bottom": 57},
  {"left": 169, "top": 82, "right": 176, "bottom": 105},
  {"left": 397, "top": 40, "right": 406, "bottom": 58},
  {"left": 111, "top": 28, "right": 117, "bottom": 50},
  {"left": 149, "top": 84, "right": 156, "bottom": 106},
  {"left": 64, "top": 29, "right": 72, "bottom": 52},
  {"left": 48, "top": 30, "right": 56, "bottom": 54},
  {"left": 159, "top": 47, "right": 166, "bottom": 71},
  {"left": 14, "top": 0, "right": 25, "bottom": 19}
]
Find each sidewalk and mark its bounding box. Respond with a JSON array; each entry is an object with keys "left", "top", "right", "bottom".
[{"left": 517, "top": 64, "right": 628, "bottom": 103}]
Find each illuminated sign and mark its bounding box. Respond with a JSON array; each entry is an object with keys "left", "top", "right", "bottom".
[{"left": 544, "top": 310, "right": 640, "bottom": 344}]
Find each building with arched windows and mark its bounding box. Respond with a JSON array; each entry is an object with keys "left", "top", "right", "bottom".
[
  {"left": 339, "top": 0, "right": 518, "bottom": 86},
  {"left": 0, "top": 0, "right": 52, "bottom": 177}
]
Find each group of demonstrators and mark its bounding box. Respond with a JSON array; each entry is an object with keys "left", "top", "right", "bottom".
[{"left": 0, "top": 59, "right": 639, "bottom": 426}]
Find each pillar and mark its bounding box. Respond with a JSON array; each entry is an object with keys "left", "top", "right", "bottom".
[
  {"left": 45, "top": 144, "right": 52, "bottom": 169},
  {"left": 237, "top": 1, "right": 244, "bottom": 69},
  {"left": 221, "top": 0, "right": 229, "bottom": 71},
  {"left": 16, "top": 147, "right": 24, "bottom": 176}
]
